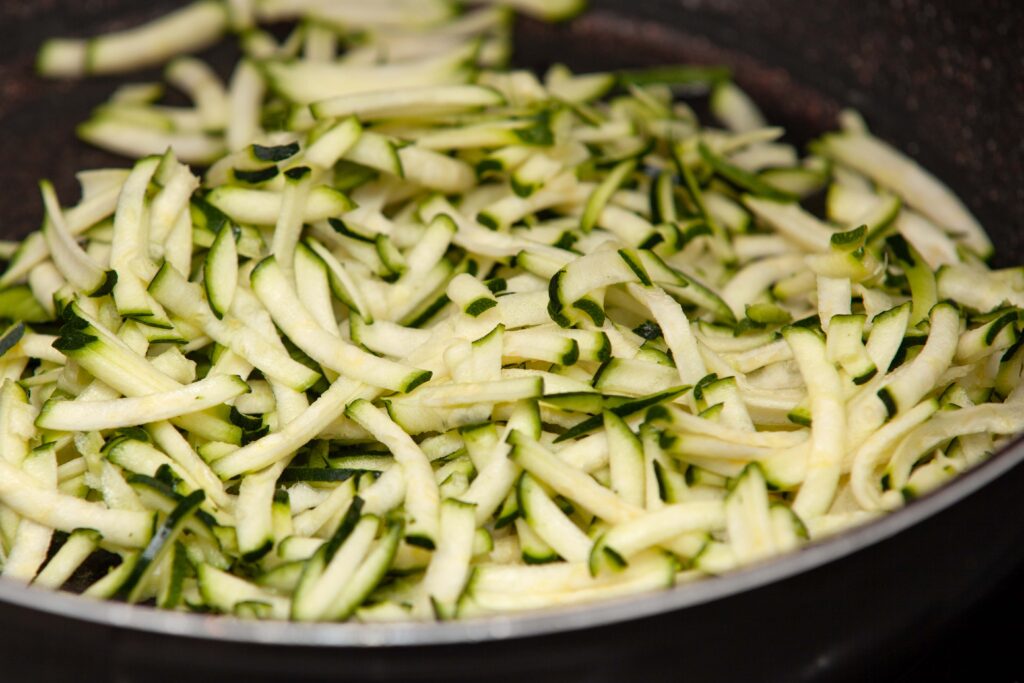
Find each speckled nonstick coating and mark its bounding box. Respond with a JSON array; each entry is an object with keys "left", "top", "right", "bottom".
[{"left": 0, "top": 2, "right": 1022, "bottom": 682}]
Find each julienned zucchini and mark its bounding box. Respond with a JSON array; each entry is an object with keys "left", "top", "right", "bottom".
[
  {"left": 3, "top": 0, "right": 1018, "bottom": 625},
  {"left": 113, "top": 488, "right": 205, "bottom": 603}
]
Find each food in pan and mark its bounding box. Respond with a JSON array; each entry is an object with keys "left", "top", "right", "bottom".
[{"left": 0, "top": 0, "right": 1018, "bottom": 621}]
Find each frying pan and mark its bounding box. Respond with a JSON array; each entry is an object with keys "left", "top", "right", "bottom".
[{"left": 0, "top": 1, "right": 1022, "bottom": 681}]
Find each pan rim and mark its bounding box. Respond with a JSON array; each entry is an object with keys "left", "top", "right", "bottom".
[{"left": 1, "top": 432, "right": 1021, "bottom": 648}]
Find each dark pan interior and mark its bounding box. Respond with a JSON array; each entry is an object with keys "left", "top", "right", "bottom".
[
  {"left": 0, "top": 1, "right": 1022, "bottom": 682},
  {"left": 3, "top": 0, "right": 1022, "bottom": 262}
]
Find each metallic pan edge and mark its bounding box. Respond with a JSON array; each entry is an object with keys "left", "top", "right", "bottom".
[{"left": 1, "top": 432, "right": 1021, "bottom": 648}]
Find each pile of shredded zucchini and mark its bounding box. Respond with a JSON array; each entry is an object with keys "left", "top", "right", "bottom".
[{"left": 0, "top": 0, "right": 1019, "bottom": 621}]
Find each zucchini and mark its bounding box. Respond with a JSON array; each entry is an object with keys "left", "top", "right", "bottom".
[
  {"left": 710, "top": 82, "right": 766, "bottom": 133},
  {"left": 199, "top": 563, "right": 289, "bottom": 619},
  {"left": 312, "top": 85, "right": 504, "bottom": 121},
  {"left": 346, "top": 400, "right": 440, "bottom": 548},
  {"left": 34, "top": 528, "right": 102, "bottom": 589},
  {"left": 148, "top": 263, "right": 322, "bottom": 392},
  {"left": 38, "top": 1, "right": 227, "bottom": 77},
  {"left": 36, "top": 374, "right": 249, "bottom": 432},
  {"left": 782, "top": 326, "right": 844, "bottom": 519},
  {"left": 39, "top": 181, "right": 116, "bottom": 297},
  {"left": 206, "top": 185, "right": 354, "bottom": 225},
  {"left": 590, "top": 501, "right": 725, "bottom": 575},
  {"left": 54, "top": 304, "right": 241, "bottom": 443},
  {"left": 826, "top": 314, "right": 877, "bottom": 384},
  {"left": 0, "top": 440, "right": 154, "bottom": 548},
  {"left": 724, "top": 463, "right": 776, "bottom": 564},
  {"left": 114, "top": 490, "right": 205, "bottom": 603},
  {"left": 204, "top": 222, "right": 238, "bottom": 320},
  {"left": 604, "top": 411, "right": 645, "bottom": 508},
  {"left": 3, "top": 445, "right": 58, "bottom": 582},
  {"left": 518, "top": 473, "right": 591, "bottom": 563},
  {"left": 292, "top": 509, "right": 380, "bottom": 622},
  {"left": 326, "top": 516, "right": 403, "bottom": 620},
  {"left": 420, "top": 499, "right": 477, "bottom": 618},
  {"left": 263, "top": 42, "right": 476, "bottom": 105},
  {"left": 814, "top": 126, "right": 991, "bottom": 257},
  {"left": 250, "top": 257, "right": 430, "bottom": 392},
  {"left": 3, "top": 0, "right": 1016, "bottom": 623},
  {"left": 886, "top": 234, "right": 938, "bottom": 327}
]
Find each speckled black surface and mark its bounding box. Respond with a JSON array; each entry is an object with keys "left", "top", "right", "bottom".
[{"left": 0, "top": 2, "right": 1023, "bottom": 682}]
